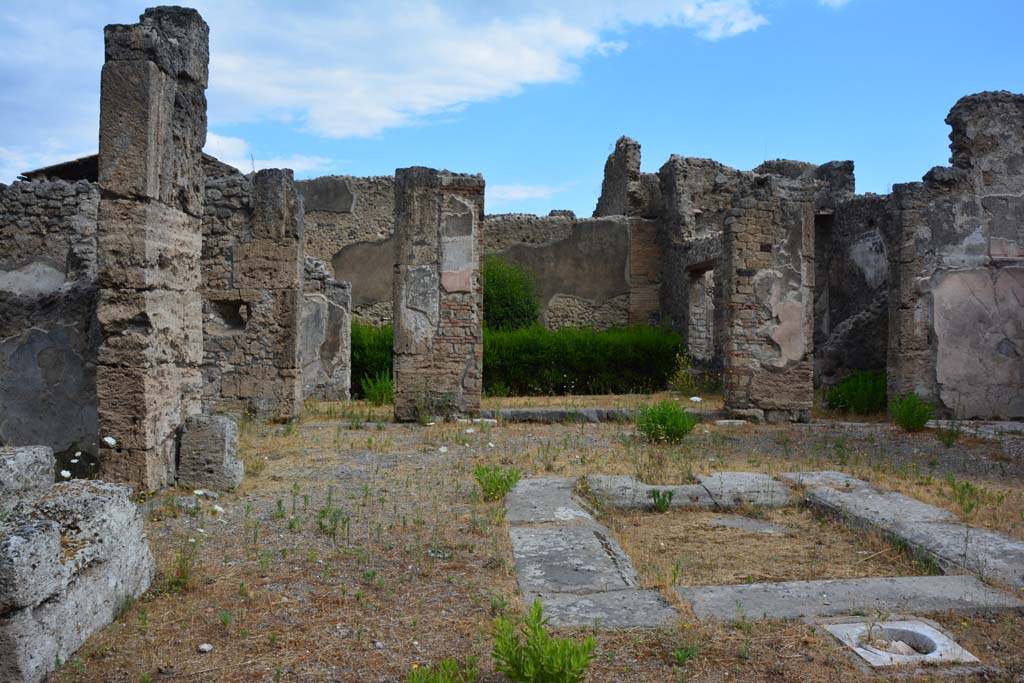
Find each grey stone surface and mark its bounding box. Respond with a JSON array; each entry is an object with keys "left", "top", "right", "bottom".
[
  {"left": 676, "top": 575, "right": 1024, "bottom": 622},
  {"left": 478, "top": 407, "right": 635, "bottom": 424},
  {"left": 805, "top": 485, "right": 957, "bottom": 527},
  {"left": 177, "top": 414, "right": 242, "bottom": 491},
  {"left": 505, "top": 478, "right": 593, "bottom": 526},
  {"left": 0, "top": 447, "right": 54, "bottom": 516},
  {"left": 0, "top": 481, "right": 154, "bottom": 683},
  {"left": 300, "top": 257, "right": 352, "bottom": 401},
  {"left": 586, "top": 474, "right": 714, "bottom": 511},
  {"left": 697, "top": 472, "right": 793, "bottom": 508},
  {"left": 777, "top": 471, "right": 869, "bottom": 489},
  {"left": 297, "top": 176, "right": 355, "bottom": 213},
  {"left": 509, "top": 524, "right": 638, "bottom": 594},
  {"left": 709, "top": 516, "right": 789, "bottom": 534},
  {"left": 891, "top": 521, "right": 1024, "bottom": 592},
  {"left": 526, "top": 589, "right": 679, "bottom": 628}
]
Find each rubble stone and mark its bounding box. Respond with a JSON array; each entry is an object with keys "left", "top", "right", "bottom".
[{"left": 177, "top": 414, "right": 243, "bottom": 491}]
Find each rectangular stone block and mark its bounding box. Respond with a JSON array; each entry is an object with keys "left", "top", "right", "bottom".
[
  {"left": 251, "top": 168, "right": 302, "bottom": 239},
  {"left": 96, "top": 289, "right": 202, "bottom": 367},
  {"left": 96, "top": 364, "right": 200, "bottom": 451},
  {"left": 98, "top": 60, "right": 173, "bottom": 201},
  {"left": 97, "top": 200, "right": 201, "bottom": 291},
  {"left": 177, "top": 414, "right": 243, "bottom": 491},
  {"left": 233, "top": 239, "right": 302, "bottom": 290},
  {"left": 0, "top": 520, "right": 64, "bottom": 612}
]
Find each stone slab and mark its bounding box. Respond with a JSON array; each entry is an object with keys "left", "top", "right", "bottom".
[
  {"left": 709, "top": 516, "right": 789, "bottom": 534},
  {"left": 676, "top": 575, "right": 1024, "bottom": 622},
  {"left": 778, "top": 471, "right": 869, "bottom": 489},
  {"left": 509, "top": 524, "right": 638, "bottom": 594},
  {"left": 505, "top": 478, "right": 593, "bottom": 526},
  {"left": 697, "top": 472, "right": 792, "bottom": 508},
  {"left": 526, "top": 589, "right": 679, "bottom": 628},
  {"left": 891, "top": 521, "right": 1024, "bottom": 592},
  {"left": 805, "top": 485, "right": 957, "bottom": 527},
  {"left": 586, "top": 474, "right": 714, "bottom": 511},
  {"left": 177, "top": 414, "right": 243, "bottom": 491}
]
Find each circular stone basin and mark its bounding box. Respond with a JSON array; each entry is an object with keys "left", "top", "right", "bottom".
[{"left": 863, "top": 627, "right": 937, "bottom": 656}]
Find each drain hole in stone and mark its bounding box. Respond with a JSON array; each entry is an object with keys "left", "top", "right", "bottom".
[{"left": 862, "top": 627, "right": 937, "bottom": 656}]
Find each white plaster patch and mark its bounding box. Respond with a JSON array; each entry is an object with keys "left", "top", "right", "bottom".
[
  {"left": 849, "top": 231, "right": 888, "bottom": 289},
  {"left": 0, "top": 261, "right": 66, "bottom": 296}
]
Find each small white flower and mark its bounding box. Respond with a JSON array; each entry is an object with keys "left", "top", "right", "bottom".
[
  {"left": 425, "top": 421, "right": 436, "bottom": 426},
  {"left": 193, "top": 490, "right": 205, "bottom": 496},
  {"left": 438, "top": 446, "right": 448, "bottom": 453},
  {"left": 70, "top": 459, "right": 79, "bottom": 464},
  {"left": 60, "top": 470, "right": 71, "bottom": 478},
  {"left": 102, "top": 436, "right": 117, "bottom": 447},
  {"left": 702, "top": 428, "right": 710, "bottom": 434},
  {"left": 212, "top": 504, "right": 225, "bottom": 514},
  {"left": 488, "top": 442, "right": 495, "bottom": 448},
  {"left": 464, "top": 428, "right": 475, "bottom": 434},
  {"left": 196, "top": 528, "right": 206, "bottom": 534},
  {"left": 188, "top": 537, "right": 196, "bottom": 543},
  {"left": 74, "top": 451, "right": 82, "bottom": 457},
  {"left": 689, "top": 396, "right": 702, "bottom": 403}
]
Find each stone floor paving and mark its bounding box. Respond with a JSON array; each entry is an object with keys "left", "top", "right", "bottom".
[{"left": 506, "top": 472, "right": 1024, "bottom": 631}]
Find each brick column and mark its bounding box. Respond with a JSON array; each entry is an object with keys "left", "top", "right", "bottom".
[
  {"left": 392, "top": 168, "right": 484, "bottom": 422},
  {"left": 95, "top": 7, "right": 209, "bottom": 490}
]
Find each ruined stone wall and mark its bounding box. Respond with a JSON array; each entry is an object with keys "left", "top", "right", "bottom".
[
  {"left": 300, "top": 257, "right": 352, "bottom": 400},
  {"left": 94, "top": 7, "right": 209, "bottom": 490},
  {"left": 593, "top": 136, "right": 661, "bottom": 219},
  {"left": 393, "top": 168, "right": 483, "bottom": 421},
  {"left": 484, "top": 213, "right": 631, "bottom": 330},
  {"left": 888, "top": 92, "right": 1024, "bottom": 419},
  {"left": 814, "top": 194, "right": 893, "bottom": 388},
  {"left": 722, "top": 174, "right": 815, "bottom": 422},
  {"left": 0, "top": 180, "right": 100, "bottom": 460},
  {"left": 298, "top": 175, "right": 394, "bottom": 325},
  {"left": 200, "top": 167, "right": 304, "bottom": 420}
]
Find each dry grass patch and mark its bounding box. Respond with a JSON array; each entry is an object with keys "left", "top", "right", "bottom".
[{"left": 609, "top": 506, "right": 933, "bottom": 588}]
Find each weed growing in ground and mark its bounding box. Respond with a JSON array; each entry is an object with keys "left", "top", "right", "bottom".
[
  {"left": 474, "top": 464, "right": 521, "bottom": 501},
  {"left": 672, "top": 642, "right": 700, "bottom": 666},
  {"left": 636, "top": 402, "right": 700, "bottom": 444},
  {"left": 889, "top": 393, "right": 934, "bottom": 432},
  {"left": 362, "top": 370, "right": 394, "bottom": 406},
  {"left": 492, "top": 600, "right": 596, "bottom": 683},
  {"left": 164, "top": 537, "right": 199, "bottom": 593},
  {"left": 408, "top": 657, "right": 479, "bottom": 683},
  {"left": 649, "top": 488, "right": 674, "bottom": 513}
]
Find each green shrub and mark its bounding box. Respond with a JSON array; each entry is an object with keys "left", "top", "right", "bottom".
[
  {"left": 636, "top": 401, "right": 700, "bottom": 443},
  {"left": 351, "top": 323, "right": 392, "bottom": 398},
  {"left": 649, "top": 489, "right": 674, "bottom": 513},
  {"left": 483, "top": 255, "right": 539, "bottom": 331},
  {"left": 889, "top": 393, "right": 935, "bottom": 432},
  {"left": 361, "top": 370, "right": 393, "bottom": 406},
  {"left": 484, "top": 325, "right": 682, "bottom": 396},
  {"left": 408, "top": 657, "right": 478, "bottom": 683},
  {"left": 492, "top": 600, "right": 596, "bottom": 683},
  {"left": 827, "top": 370, "right": 887, "bottom": 415},
  {"left": 474, "top": 464, "right": 521, "bottom": 501}
]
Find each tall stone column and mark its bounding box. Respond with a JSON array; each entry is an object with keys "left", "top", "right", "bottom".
[
  {"left": 722, "top": 175, "right": 815, "bottom": 423},
  {"left": 95, "top": 7, "right": 209, "bottom": 490},
  {"left": 392, "top": 168, "right": 484, "bottom": 422}
]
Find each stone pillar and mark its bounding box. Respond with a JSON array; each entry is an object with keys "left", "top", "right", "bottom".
[
  {"left": 722, "top": 175, "right": 815, "bottom": 423},
  {"left": 95, "top": 7, "right": 209, "bottom": 490},
  {"left": 201, "top": 167, "right": 304, "bottom": 420},
  {"left": 300, "top": 257, "right": 353, "bottom": 401},
  {"left": 392, "top": 168, "right": 484, "bottom": 422}
]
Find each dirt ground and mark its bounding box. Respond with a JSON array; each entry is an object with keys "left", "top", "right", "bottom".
[{"left": 50, "top": 395, "right": 1024, "bottom": 683}]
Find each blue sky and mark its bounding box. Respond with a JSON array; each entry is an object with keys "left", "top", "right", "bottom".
[{"left": 1, "top": 1, "right": 1022, "bottom": 215}]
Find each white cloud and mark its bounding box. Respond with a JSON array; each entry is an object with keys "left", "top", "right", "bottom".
[
  {"left": 819, "top": 0, "right": 852, "bottom": 7},
  {"left": 0, "top": 1, "right": 768, "bottom": 182},
  {"left": 203, "top": 133, "right": 332, "bottom": 176}
]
